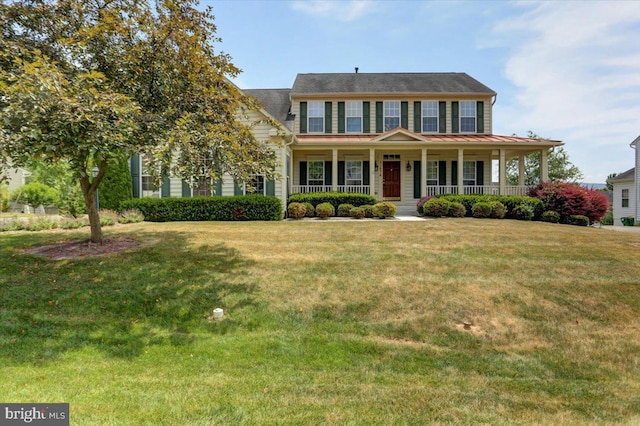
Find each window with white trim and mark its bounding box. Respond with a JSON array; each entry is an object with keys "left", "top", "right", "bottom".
[
  {"left": 622, "top": 188, "right": 629, "bottom": 208},
  {"left": 346, "top": 101, "right": 362, "bottom": 133},
  {"left": 346, "top": 160, "right": 362, "bottom": 185},
  {"left": 422, "top": 101, "right": 438, "bottom": 133},
  {"left": 384, "top": 101, "right": 400, "bottom": 131},
  {"left": 463, "top": 161, "right": 476, "bottom": 185},
  {"left": 426, "top": 161, "right": 438, "bottom": 185},
  {"left": 308, "top": 161, "right": 324, "bottom": 186},
  {"left": 193, "top": 177, "right": 213, "bottom": 196},
  {"left": 308, "top": 101, "right": 324, "bottom": 133},
  {"left": 141, "top": 154, "right": 159, "bottom": 197},
  {"left": 460, "top": 101, "right": 476, "bottom": 132},
  {"left": 244, "top": 175, "right": 266, "bottom": 195}
]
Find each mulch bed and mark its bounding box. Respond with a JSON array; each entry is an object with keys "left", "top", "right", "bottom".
[{"left": 23, "top": 237, "right": 139, "bottom": 260}]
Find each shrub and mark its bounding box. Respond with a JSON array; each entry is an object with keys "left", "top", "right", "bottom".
[
  {"left": 349, "top": 207, "right": 366, "bottom": 219},
  {"left": 302, "top": 202, "right": 315, "bottom": 217},
  {"left": 120, "top": 195, "right": 283, "bottom": 221},
  {"left": 528, "top": 182, "right": 609, "bottom": 223},
  {"left": 423, "top": 198, "right": 451, "bottom": 217},
  {"left": 569, "top": 215, "right": 590, "bottom": 226},
  {"left": 337, "top": 203, "right": 355, "bottom": 217},
  {"left": 118, "top": 208, "right": 145, "bottom": 224},
  {"left": 438, "top": 194, "right": 543, "bottom": 219},
  {"left": 449, "top": 202, "right": 466, "bottom": 218},
  {"left": 600, "top": 210, "right": 613, "bottom": 226},
  {"left": 416, "top": 196, "right": 432, "bottom": 215},
  {"left": 315, "top": 202, "right": 335, "bottom": 219},
  {"left": 489, "top": 201, "right": 507, "bottom": 219},
  {"left": 99, "top": 209, "right": 119, "bottom": 226},
  {"left": 25, "top": 216, "right": 58, "bottom": 231},
  {"left": 287, "top": 202, "right": 307, "bottom": 219},
  {"left": 541, "top": 210, "right": 560, "bottom": 223},
  {"left": 512, "top": 204, "right": 534, "bottom": 221},
  {"left": 373, "top": 202, "right": 397, "bottom": 219},
  {"left": 0, "top": 217, "right": 26, "bottom": 232},
  {"left": 60, "top": 216, "right": 88, "bottom": 229},
  {"left": 12, "top": 182, "right": 58, "bottom": 209},
  {"left": 1, "top": 186, "right": 9, "bottom": 212},
  {"left": 288, "top": 192, "right": 377, "bottom": 209},
  {"left": 472, "top": 202, "right": 493, "bottom": 218},
  {"left": 361, "top": 204, "right": 375, "bottom": 218},
  {"left": 100, "top": 158, "right": 133, "bottom": 210}
]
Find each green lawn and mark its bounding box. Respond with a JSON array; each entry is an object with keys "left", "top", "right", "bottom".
[{"left": 1, "top": 219, "right": 640, "bottom": 425}]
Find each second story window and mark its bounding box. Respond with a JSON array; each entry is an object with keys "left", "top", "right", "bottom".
[
  {"left": 460, "top": 101, "right": 476, "bottom": 132},
  {"left": 308, "top": 101, "right": 324, "bottom": 133},
  {"left": 346, "top": 101, "right": 362, "bottom": 133},
  {"left": 384, "top": 101, "right": 400, "bottom": 131},
  {"left": 422, "top": 101, "right": 438, "bottom": 133}
]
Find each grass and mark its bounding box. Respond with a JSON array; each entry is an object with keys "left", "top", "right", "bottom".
[{"left": 1, "top": 219, "right": 640, "bottom": 424}]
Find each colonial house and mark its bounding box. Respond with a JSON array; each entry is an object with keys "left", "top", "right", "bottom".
[
  {"left": 130, "top": 72, "right": 563, "bottom": 211},
  {"left": 610, "top": 135, "right": 640, "bottom": 225}
]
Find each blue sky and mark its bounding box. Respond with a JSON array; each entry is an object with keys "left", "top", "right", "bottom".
[{"left": 202, "top": 0, "right": 640, "bottom": 183}]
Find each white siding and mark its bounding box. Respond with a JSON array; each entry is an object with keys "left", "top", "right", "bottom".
[{"left": 612, "top": 181, "right": 635, "bottom": 225}]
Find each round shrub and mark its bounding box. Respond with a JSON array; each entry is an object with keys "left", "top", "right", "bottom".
[
  {"left": 472, "top": 202, "right": 493, "bottom": 218},
  {"left": 349, "top": 207, "right": 366, "bottom": 219},
  {"left": 423, "top": 198, "right": 451, "bottom": 217},
  {"left": 570, "top": 215, "right": 589, "bottom": 227},
  {"left": 13, "top": 181, "right": 58, "bottom": 209},
  {"left": 99, "top": 209, "right": 119, "bottom": 226},
  {"left": 489, "top": 201, "right": 507, "bottom": 219},
  {"left": 118, "top": 208, "right": 145, "bottom": 224},
  {"left": 541, "top": 210, "right": 560, "bottom": 223},
  {"left": 416, "top": 196, "right": 432, "bottom": 215},
  {"left": 373, "top": 202, "right": 397, "bottom": 219},
  {"left": 448, "top": 202, "right": 466, "bottom": 218},
  {"left": 316, "top": 202, "right": 335, "bottom": 219},
  {"left": 302, "top": 202, "right": 315, "bottom": 217},
  {"left": 361, "top": 204, "right": 375, "bottom": 218},
  {"left": 513, "top": 204, "right": 534, "bottom": 221},
  {"left": 287, "top": 202, "right": 307, "bottom": 219},
  {"left": 337, "top": 203, "right": 355, "bottom": 217}
]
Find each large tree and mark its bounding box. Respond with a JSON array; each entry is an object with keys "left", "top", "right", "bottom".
[
  {"left": 0, "top": 0, "right": 279, "bottom": 243},
  {"left": 506, "top": 132, "right": 583, "bottom": 185}
]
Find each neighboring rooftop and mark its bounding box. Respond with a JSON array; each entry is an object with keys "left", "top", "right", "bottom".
[
  {"left": 290, "top": 72, "right": 496, "bottom": 95},
  {"left": 609, "top": 168, "right": 635, "bottom": 182},
  {"left": 244, "top": 88, "right": 293, "bottom": 129}
]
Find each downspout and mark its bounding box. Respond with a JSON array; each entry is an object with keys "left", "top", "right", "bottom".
[{"left": 632, "top": 138, "right": 640, "bottom": 222}]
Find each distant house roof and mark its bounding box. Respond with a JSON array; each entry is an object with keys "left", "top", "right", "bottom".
[
  {"left": 610, "top": 168, "right": 635, "bottom": 182},
  {"left": 290, "top": 73, "right": 496, "bottom": 96},
  {"left": 244, "top": 89, "right": 294, "bottom": 129}
]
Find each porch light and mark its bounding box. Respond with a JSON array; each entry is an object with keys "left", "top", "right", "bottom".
[
  {"left": 374, "top": 161, "right": 379, "bottom": 172},
  {"left": 406, "top": 161, "right": 412, "bottom": 172}
]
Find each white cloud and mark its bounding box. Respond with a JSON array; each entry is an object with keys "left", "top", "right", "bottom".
[
  {"left": 291, "top": 0, "right": 371, "bottom": 22},
  {"left": 489, "top": 1, "right": 640, "bottom": 181}
]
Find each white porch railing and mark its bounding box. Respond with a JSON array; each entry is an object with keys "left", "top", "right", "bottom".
[
  {"left": 291, "top": 185, "right": 333, "bottom": 194},
  {"left": 291, "top": 185, "right": 531, "bottom": 196},
  {"left": 337, "top": 185, "right": 370, "bottom": 194},
  {"left": 425, "top": 185, "right": 459, "bottom": 196},
  {"left": 503, "top": 186, "right": 530, "bottom": 196}
]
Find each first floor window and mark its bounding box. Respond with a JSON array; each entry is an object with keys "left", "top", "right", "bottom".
[
  {"left": 193, "top": 177, "right": 212, "bottom": 196},
  {"left": 384, "top": 101, "right": 400, "bottom": 131},
  {"left": 346, "top": 101, "right": 362, "bottom": 133},
  {"left": 245, "top": 175, "right": 266, "bottom": 195},
  {"left": 141, "top": 155, "right": 158, "bottom": 194},
  {"left": 346, "top": 160, "right": 362, "bottom": 185},
  {"left": 308, "top": 161, "right": 324, "bottom": 186},
  {"left": 463, "top": 161, "right": 476, "bottom": 185},
  {"left": 422, "top": 101, "right": 438, "bottom": 133},
  {"left": 426, "top": 161, "right": 439, "bottom": 185},
  {"left": 308, "top": 101, "right": 324, "bottom": 133},
  {"left": 622, "top": 188, "right": 630, "bottom": 208},
  {"left": 460, "top": 101, "right": 476, "bottom": 132}
]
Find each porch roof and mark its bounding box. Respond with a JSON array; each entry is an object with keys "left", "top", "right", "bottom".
[{"left": 294, "top": 133, "right": 563, "bottom": 146}]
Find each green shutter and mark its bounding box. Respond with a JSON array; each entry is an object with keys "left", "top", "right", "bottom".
[
  {"left": 182, "top": 180, "right": 191, "bottom": 197},
  {"left": 451, "top": 161, "right": 458, "bottom": 186},
  {"left": 476, "top": 161, "right": 484, "bottom": 186},
  {"left": 414, "top": 101, "right": 421, "bottom": 133},
  {"left": 363, "top": 102, "right": 370, "bottom": 133},
  {"left": 363, "top": 161, "right": 370, "bottom": 186},
  {"left": 299, "top": 161, "right": 307, "bottom": 185},
  {"left": 130, "top": 155, "right": 140, "bottom": 198},
  {"left": 325, "top": 101, "right": 332, "bottom": 133},
  {"left": 300, "top": 102, "right": 307, "bottom": 134},
  {"left": 215, "top": 179, "right": 222, "bottom": 196},
  {"left": 375, "top": 101, "right": 383, "bottom": 133},
  {"left": 161, "top": 166, "right": 170, "bottom": 197},
  {"left": 452, "top": 102, "right": 459, "bottom": 133},
  {"left": 266, "top": 179, "right": 275, "bottom": 196},
  {"left": 324, "top": 161, "right": 332, "bottom": 185},
  {"left": 234, "top": 181, "right": 243, "bottom": 195},
  {"left": 401, "top": 101, "right": 408, "bottom": 129},
  {"left": 439, "top": 161, "right": 447, "bottom": 186},
  {"left": 476, "top": 101, "right": 484, "bottom": 133},
  {"left": 338, "top": 161, "right": 345, "bottom": 185},
  {"left": 337, "top": 102, "right": 345, "bottom": 133},
  {"left": 439, "top": 101, "right": 446, "bottom": 133},
  {"left": 413, "top": 160, "right": 421, "bottom": 199}
]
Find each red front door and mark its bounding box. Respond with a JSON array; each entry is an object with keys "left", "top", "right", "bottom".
[{"left": 383, "top": 161, "right": 401, "bottom": 199}]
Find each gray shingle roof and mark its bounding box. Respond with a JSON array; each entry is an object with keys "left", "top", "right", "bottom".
[
  {"left": 610, "top": 168, "right": 635, "bottom": 182},
  {"left": 244, "top": 89, "right": 293, "bottom": 127},
  {"left": 290, "top": 73, "right": 496, "bottom": 95}
]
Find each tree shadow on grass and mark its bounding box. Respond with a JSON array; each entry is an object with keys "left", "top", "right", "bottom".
[{"left": 0, "top": 230, "right": 260, "bottom": 363}]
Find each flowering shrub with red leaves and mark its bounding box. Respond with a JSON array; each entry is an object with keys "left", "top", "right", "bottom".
[{"left": 527, "top": 182, "right": 609, "bottom": 223}]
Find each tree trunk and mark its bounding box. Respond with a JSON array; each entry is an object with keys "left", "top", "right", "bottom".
[{"left": 80, "top": 175, "right": 103, "bottom": 244}]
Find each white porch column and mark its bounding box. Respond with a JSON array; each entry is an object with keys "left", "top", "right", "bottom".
[
  {"left": 332, "top": 148, "right": 338, "bottom": 191},
  {"left": 540, "top": 148, "right": 549, "bottom": 183},
  {"left": 499, "top": 149, "right": 506, "bottom": 195},
  {"left": 369, "top": 148, "right": 376, "bottom": 198},
  {"left": 518, "top": 154, "right": 525, "bottom": 186},
  {"left": 421, "top": 148, "right": 428, "bottom": 198},
  {"left": 457, "top": 149, "right": 464, "bottom": 194}
]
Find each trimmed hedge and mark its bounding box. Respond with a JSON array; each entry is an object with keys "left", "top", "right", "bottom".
[
  {"left": 337, "top": 203, "right": 355, "bottom": 217},
  {"left": 373, "top": 202, "right": 397, "bottom": 219},
  {"left": 288, "top": 192, "right": 377, "bottom": 209},
  {"left": 287, "top": 202, "right": 306, "bottom": 219},
  {"left": 316, "top": 202, "right": 335, "bottom": 219},
  {"left": 437, "top": 194, "right": 543, "bottom": 220},
  {"left": 569, "top": 214, "right": 590, "bottom": 227},
  {"left": 119, "top": 195, "right": 283, "bottom": 222}
]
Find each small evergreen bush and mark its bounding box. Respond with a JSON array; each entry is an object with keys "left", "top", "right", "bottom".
[
  {"left": 337, "top": 203, "right": 355, "bottom": 217},
  {"left": 288, "top": 192, "right": 377, "bottom": 209},
  {"left": 600, "top": 210, "right": 613, "bottom": 225},
  {"left": 513, "top": 204, "right": 534, "bottom": 221},
  {"left": 416, "top": 196, "right": 432, "bottom": 215},
  {"left": 287, "top": 202, "right": 307, "bottom": 220},
  {"left": 449, "top": 202, "right": 466, "bottom": 218},
  {"left": 361, "top": 205, "right": 375, "bottom": 218},
  {"left": 349, "top": 207, "right": 366, "bottom": 219},
  {"left": 373, "top": 202, "right": 397, "bottom": 219},
  {"left": 316, "top": 202, "right": 335, "bottom": 219},
  {"left": 423, "top": 198, "right": 451, "bottom": 217},
  {"left": 302, "top": 202, "right": 315, "bottom": 217},
  {"left": 489, "top": 201, "right": 507, "bottom": 219},
  {"left": 472, "top": 202, "right": 493, "bottom": 218},
  {"left": 569, "top": 215, "right": 589, "bottom": 226},
  {"left": 541, "top": 210, "right": 561, "bottom": 223}
]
